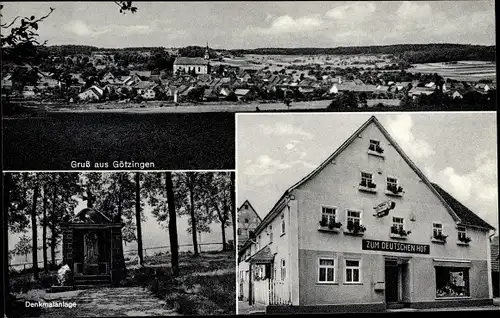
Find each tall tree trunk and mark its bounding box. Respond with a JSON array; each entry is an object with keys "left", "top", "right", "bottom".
[
  {"left": 230, "top": 172, "right": 236, "bottom": 247},
  {"left": 31, "top": 183, "right": 40, "bottom": 280},
  {"left": 51, "top": 184, "right": 57, "bottom": 266},
  {"left": 42, "top": 187, "right": 48, "bottom": 272},
  {"left": 220, "top": 220, "right": 227, "bottom": 252},
  {"left": 188, "top": 180, "right": 199, "bottom": 256},
  {"left": 4, "top": 173, "right": 12, "bottom": 294},
  {"left": 165, "top": 172, "right": 179, "bottom": 277},
  {"left": 135, "top": 173, "right": 143, "bottom": 266}
]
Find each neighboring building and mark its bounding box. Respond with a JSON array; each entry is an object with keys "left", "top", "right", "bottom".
[
  {"left": 238, "top": 200, "right": 261, "bottom": 249},
  {"left": 238, "top": 116, "right": 495, "bottom": 313},
  {"left": 491, "top": 236, "right": 499, "bottom": 297},
  {"left": 133, "top": 81, "right": 163, "bottom": 99},
  {"left": 78, "top": 85, "right": 104, "bottom": 102},
  {"left": 174, "top": 57, "right": 210, "bottom": 75}
]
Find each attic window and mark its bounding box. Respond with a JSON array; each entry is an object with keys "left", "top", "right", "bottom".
[
  {"left": 245, "top": 204, "right": 249, "bottom": 209},
  {"left": 245, "top": 218, "right": 249, "bottom": 224},
  {"left": 369, "top": 139, "right": 384, "bottom": 154}
]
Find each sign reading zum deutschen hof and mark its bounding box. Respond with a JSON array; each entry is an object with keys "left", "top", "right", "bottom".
[{"left": 362, "top": 239, "right": 430, "bottom": 254}]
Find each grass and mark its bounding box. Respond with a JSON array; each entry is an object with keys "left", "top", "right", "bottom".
[
  {"left": 125, "top": 250, "right": 236, "bottom": 315},
  {"left": 3, "top": 112, "right": 235, "bottom": 170}
]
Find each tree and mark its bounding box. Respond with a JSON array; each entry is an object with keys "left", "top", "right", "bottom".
[
  {"left": 13, "top": 235, "right": 32, "bottom": 262},
  {"left": 135, "top": 172, "right": 144, "bottom": 266},
  {"left": 205, "top": 173, "right": 232, "bottom": 251},
  {"left": 230, "top": 172, "right": 236, "bottom": 246},
  {"left": 165, "top": 172, "right": 179, "bottom": 277},
  {"left": 30, "top": 175, "right": 40, "bottom": 280}
]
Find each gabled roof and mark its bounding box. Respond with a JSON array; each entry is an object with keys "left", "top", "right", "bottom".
[
  {"left": 248, "top": 246, "right": 274, "bottom": 264},
  {"left": 174, "top": 57, "right": 209, "bottom": 66},
  {"left": 74, "top": 208, "right": 112, "bottom": 224},
  {"left": 431, "top": 183, "right": 495, "bottom": 230},
  {"left": 248, "top": 116, "right": 493, "bottom": 242},
  {"left": 238, "top": 200, "right": 262, "bottom": 222}
]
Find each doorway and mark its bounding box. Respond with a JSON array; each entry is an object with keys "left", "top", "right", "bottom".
[{"left": 385, "top": 258, "right": 411, "bottom": 308}]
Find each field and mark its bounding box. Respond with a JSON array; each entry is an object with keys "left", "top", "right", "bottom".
[
  {"left": 2, "top": 112, "right": 235, "bottom": 170},
  {"left": 408, "top": 61, "right": 496, "bottom": 82}
]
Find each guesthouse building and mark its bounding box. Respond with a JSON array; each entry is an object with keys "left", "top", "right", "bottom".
[{"left": 238, "top": 116, "right": 495, "bottom": 313}]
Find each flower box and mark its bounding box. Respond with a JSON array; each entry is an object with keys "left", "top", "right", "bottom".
[
  {"left": 431, "top": 233, "right": 448, "bottom": 244},
  {"left": 386, "top": 185, "right": 404, "bottom": 197},
  {"left": 318, "top": 220, "right": 342, "bottom": 233},
  {"left": 457, "top": 236, "right": 471, "bottom": 245},
  {"left": 345, "top": 222, "right": 366, "bottom": 236},
  {"left": 390, "top": 226, "right": 411, "bottom": 239},
  {"left": 359, "top": 181, "right": 377, "bottom": 193}
]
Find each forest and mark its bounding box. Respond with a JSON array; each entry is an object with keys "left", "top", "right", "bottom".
[{"left": 5, "top": 171, "right": 236, "bottom": 279}]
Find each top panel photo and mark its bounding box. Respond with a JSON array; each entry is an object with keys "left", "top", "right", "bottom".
[{"left": 1, "top": 1, "right": 496, "bottom": 118}]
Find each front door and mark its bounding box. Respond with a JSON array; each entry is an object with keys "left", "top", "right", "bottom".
[{"left": 385, "top": 260, "right": 399, "bottom": 303}]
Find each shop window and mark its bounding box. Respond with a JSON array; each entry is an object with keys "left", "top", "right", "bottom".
[
  {"left": 435, "top": 267, "right": 470, "bottom": 298},
  {"left": 318, "top": 258, "right": 335, "bottom": 283},
  {"left": 281, "top": 214, "right": 286, "bottom": 235},
  {"left": 280, "top": 259, "right": 286, "bottom": 281},
  {"left": 345, "top": 259, "right": 361, "bottom": 283}
]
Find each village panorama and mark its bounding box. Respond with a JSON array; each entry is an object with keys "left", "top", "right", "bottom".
[{"left": 2, "top": 43, "right": 497, "bottom": 114}]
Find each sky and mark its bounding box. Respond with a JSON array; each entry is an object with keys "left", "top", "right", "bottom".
[
  {"left": 236, "top": 112, "right": 498, "bottom": 232},
  {"left": 1, "top": 1, "right": 495, "bottom": 49}
]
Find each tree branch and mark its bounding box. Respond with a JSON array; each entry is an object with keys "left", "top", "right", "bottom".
[{"left": 1, "top": 16, "right": 20, "bottom": 29}]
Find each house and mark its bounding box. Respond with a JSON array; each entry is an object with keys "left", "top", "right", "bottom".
[
  {"left": 78, "top": 85, "right": 104, "bottom": 102},
  {"left": 451, "top": 90, "right": 464, "bottom": 100},
  {"left": 130, "top": 70, "right": 152, "bottom": 80},
  {"left": 475, "top": 83, "right": 495, "bottom": 92},
  {"left": 102, "top": 72, "right": 116, "bottom": 83},
  {"left": 61, "top": 208, "right": 125, "bottom": 286},
  {"left": 203, "top": 88, "right": 218, "bottom": 101},
  {"left": 22, "top": 85, "right": 36, "bottom": 98},
  {"left": 408, "top": 87, "right": 435, "bottom": 99},
  {"left": 234, "top": 88, "right": 257, "bottom": 101},
  {"left": 133, "top": 81, "right": 162, "bottom": 100},
  {"left": 238, "top": 116, "right": 495, "bottom": 312},
  {"left": 238, "top": 200, "right": 262, "bottom": 249},
  {"left": 121, "top": 75, "right": 141, "bottom": 87},
  {"left": 174, "top": 57, "right": 210, "bottom": 75},
  {"left": 2, "top": 74, "right": 13, "bottom": 90}
]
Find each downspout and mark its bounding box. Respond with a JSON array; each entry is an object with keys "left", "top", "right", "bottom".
[{"left": 487, "top": 229, "right": 496, "bottom": 299}]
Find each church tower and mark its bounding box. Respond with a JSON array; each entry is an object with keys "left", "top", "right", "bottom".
[{"left": 204, "top": 42, "right": 210, "bottom": 60}]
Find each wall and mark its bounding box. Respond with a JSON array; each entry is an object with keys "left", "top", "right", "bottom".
[{"left": 293, "top": 121, "right": 491, "bottom": 305}]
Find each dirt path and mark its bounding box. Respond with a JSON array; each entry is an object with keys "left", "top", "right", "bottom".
[{"left": 40, "top": 287, "right": 179, "bottom": 317}]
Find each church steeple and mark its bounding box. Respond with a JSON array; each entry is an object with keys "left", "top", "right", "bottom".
[{"left": 204, "top": 42, "right": 210, "bottom": 60}]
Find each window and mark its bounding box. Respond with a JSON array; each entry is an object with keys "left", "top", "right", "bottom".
[
  {"left": 318, "top": 258, "right": 335, "bottom": 283},
  {"left": 369, "top": 139, "right": 379, "bottom": 151},
  {"left": 244, "top": 203, "right": 248, "bottom": 209},
  {"left": 321, "top": 206, "right": 337, "bottom": 225},
  {"left": 347, "top": 210, "right": 361, "bottom": 227},
  {"left": 281, "top": 213, "right": 286, "bottom": 235},
  {"left": 433, "top": 223, "right": 443, "bottom": 237},
  {"left": 280, "top": 259, "right": 286, "bottom": 280},
  {"left": 457, "top": 226, "right": 467, "bottom": 241},
  {"left": 345, "top": 260, "right": 361, "bottom": 283},
  {"left": 435, "top": 267, "right": 470, "bottom": 297},
  {"left": 392, "top": 217, "right": 404, "bottom": 233},
  {"left": 257, "top": 235, "right": 261, "bottom": 250},
  {"left": 269, "top": 225, "right": 273, "bottom": 243},
  {"left": 198, "top": 67, "right": 200, "bottom": 72},
  {"left": 387, "top": 177, "right": 397, "bottom": 189},
  {"left": 361, "top": 172, "right": 372, "bottom": 186},
  {"left": 245, "top": 218, "right": 249, "bottom": 224},
  {"left": 237, "top": 228, "right": 242, "bottom": 235}
]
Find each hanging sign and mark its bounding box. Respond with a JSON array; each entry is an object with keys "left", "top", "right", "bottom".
[{"left": 373, "top": 200, "right": 396, "bottom": 217}]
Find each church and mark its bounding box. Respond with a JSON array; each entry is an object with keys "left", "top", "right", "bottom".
[{"left": 173, "top": 44, "right": 210, "bottom": 75}]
